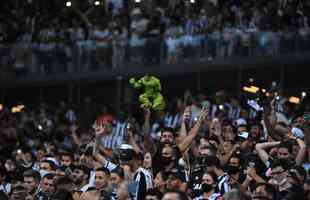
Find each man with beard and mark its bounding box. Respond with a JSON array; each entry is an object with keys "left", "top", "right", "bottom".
[
  {"left": 145, "top": 107, "right": 209, "bottom": 177},
  {"left": 252, "top": 183, "right": 277, "bottom": 200},
  {"left": 94, "top": 167, "right": 111, "bottom": 194},
  {"left": 23, "top": 169, "right": 41, "bottom": 199},
  {"left": 70, "top": 165, "right": 91, "bottom": 192},
  {"left": 255, "top": 138, "right": 306, "bottom": 169}
]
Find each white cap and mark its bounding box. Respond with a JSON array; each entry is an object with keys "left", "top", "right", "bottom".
[{"left": 119, "top": 144, "right": 134, "bottom": 150}]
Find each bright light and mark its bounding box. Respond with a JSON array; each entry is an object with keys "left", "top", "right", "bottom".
[
  {"left": 275, "top": 96, "right": 280, "bottom": 100},
  {"left": 219, "top": 105, "right": 224, "bottom": 110},
  {"left": 190, "top": 0, "right": 195, "bottom": 3},
  {"left": 135, "top": 0, "right": 141, "bottom": 3},
  {"left": 66, "top": 1, "right": 72, "bottom": 7},
  {"left": 0, "top": 104, "right": 2, "bottom": 111},
  {"left": 11, "top": 107, "right": 20, "bottom": 113},
  {"left": 302, "top": 92, "right": 307, "bottom": 98},
  {"left": 262, "top": 89, "right": 266, "bottom": 93},
  {"left": 289, "top": 96, "right": 300, "bottom": 104},
  {"left": 249, "top": 78, "right": 254, "bottom": 83},
  {"left": 94, "top": 1, "right": 100, "bottom": 6},
  {"left": 243, "top": 86, "right": 259, "bottom": 94},
  {"left": 266, "top": 92, "right": 270, "bottom": 97}
]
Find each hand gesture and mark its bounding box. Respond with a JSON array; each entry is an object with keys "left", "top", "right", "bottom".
[
  {"left": 182, "top": 106, "right": 191, "bottom": 123},
  {"left": 197, "top": 107, "right": 209, "bottom": 123},
  {"left": 144, "top": 108, "right": 151, "bottom": 120}
]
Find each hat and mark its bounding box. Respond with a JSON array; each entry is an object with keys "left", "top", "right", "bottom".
[{"left": 131, "top": 8, "right": 142, "bottom": 16}]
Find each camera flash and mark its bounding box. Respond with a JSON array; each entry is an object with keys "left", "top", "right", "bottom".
[
  {"left": 302, "top": 92, "right": 306, "bottom": 98},
  {"left": 17, "top": 149, "right": 22, "bottom": 154},
  {"left": 94, "top": 1, "right": 100, "bottom": 6},
  {"left": 219, "top": 105, "right": 224, "bottom": 110},
  {"left": 262, "top": 89, "right": 266, "bottom": 93}
]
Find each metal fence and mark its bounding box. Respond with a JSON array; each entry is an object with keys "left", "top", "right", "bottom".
[{"left": 1, "top": 29, "right": 310, "bottom": 79}]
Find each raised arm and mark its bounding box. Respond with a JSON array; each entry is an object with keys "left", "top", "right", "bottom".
[
  {"left": 255, "top": 141, "right": 280, "bottom": 165},
  {"left": 295, "top": 138, "right": 307, "bottom": 165},
  {"left": 143, "top": 109, "right": 156, "bottom": 154},
  {"left": 178, "top": 106, "right": 191, "bottom": 140},
  {"left": 178, "top": 107, "right": 209, "bottom": 154}
]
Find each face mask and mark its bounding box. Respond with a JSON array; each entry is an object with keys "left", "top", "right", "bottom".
[
  {"left": 224, "top": 165, "right": 240, "bottom": 175},
  {"left": 201, "top": 183, "right": 214, "bottom": 193},
  {"left": 161, "top": 157, "right": 172, "bottom": 165}
]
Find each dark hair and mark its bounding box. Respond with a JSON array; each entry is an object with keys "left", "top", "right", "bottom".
[
  {"left": 111, "top": 167, "right": 124, "bottom": 179},
  {"left": 202, "top": 171, "right": 218, "bottom": 185},
  {"left": 23, "top": 169, "right": 41, "bottom": 183},
  {"left": 271, "top": 159, "right": 290, "bottom": 171},
  {"left": 43, "top": 173, "right": 55, "bottom": 180},
  {"left": 56, "top": 176, "right": 72, "bottom": 186},
  {"left": 74, "top": 165, "right": 91, "bottom": 179},
  {"left": 163, "top": 190, "right": 188, "bottom": 200},
  {"left": 205, "top": 155, "right": 221, "bottom": 168},
  {"left": 41, "top": 160, "right": 57, "bottom": 171},
  {"left": 53, "top": 189, "right": 73, "bottom": 200},
  {"left": 161, "top": 127, "right": 176, "bottom": 137},
  {"left": 0, "top": 191, "right": 8, "bottom": 200},
  {"left": 0, "top": 167, "right": 7, "bottom": 177},
  {"left": 278, "top": 141, "right": 293, "bottom": 154},
  {"left": 254, "top": 183, "right": 277, "bottom": 200},
  {"left": 146, "top": 188, "right": 163, "bottom": 199},
  {"left": 60, "top": 152, "right": 74, "bottom": 160},
  {"left": 96, "top": 167, "right": 110, "bottom": 176},
  {"left": 156, "top": 171, "right": 169, "bottom": 181}
]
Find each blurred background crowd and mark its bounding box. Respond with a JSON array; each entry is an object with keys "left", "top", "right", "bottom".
[{"left": 1, "top": 0, "right": 310, "bottom": 75}]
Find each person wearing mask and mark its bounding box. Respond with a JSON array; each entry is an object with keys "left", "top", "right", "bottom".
[
  {"left": 205, "top": 156, "right": 230, "bottom": 195},
  {"left": 194, "top": 171, "right": 221, "bottom": 200}
]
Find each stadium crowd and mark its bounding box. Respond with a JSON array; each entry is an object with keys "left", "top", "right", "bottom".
[
  {"left": 1, "top": 0, "right": 310, "bottom": 74},
  {"left": 0, "top": 87, "right": 309, "bottom": 200}
]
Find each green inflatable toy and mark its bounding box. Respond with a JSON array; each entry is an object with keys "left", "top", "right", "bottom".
[{"left": 129, "top": 75, "right": 165, "bottom": 111}]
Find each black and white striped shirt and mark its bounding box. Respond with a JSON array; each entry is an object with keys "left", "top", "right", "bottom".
[
  {"left": 100, "top": 121, "right": 127, "bottom": 150},
  {"left": 217, "top": 173, "right": 230, "bottom": 195}
]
